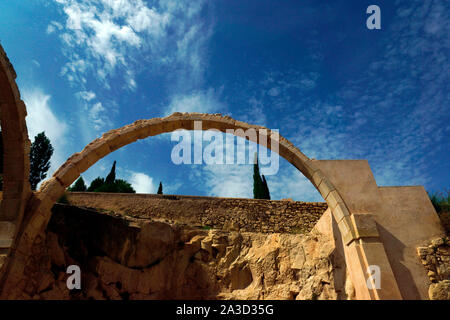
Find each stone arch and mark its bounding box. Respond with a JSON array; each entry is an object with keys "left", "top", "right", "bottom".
[
  {"left": 0, "top": 45, "right": 405, "bottom": 300},
  {"left": 26, "top": 113, "right": 356, "bottom": 247},
  {"left": 0, "top": 45, "right": 32, "bottom": 270}
]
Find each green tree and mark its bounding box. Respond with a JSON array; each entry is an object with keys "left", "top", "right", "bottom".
[
  {"left": 86, "top": 161, "right": 135, "bottom": 193},
  {"left": 105, "top": 160, "right": 116, "bottom": 185},
  {"left": 94, "top": 179, "right": 135, "bottom": 193},
  {"left": 87, "top": 177, "right": 105, "bottom": 192},
  {"left": 253, "top": 153, "right": 265, "bottom": 199},
  {"left": 29, "top": 132, "right": 54, "bottom": 190},
  {"left": 69, "top": 177, "right": 87, "bottom": 192},
  {"left": 262, "top": 174, "right": 271, "bottom": 200},
  {"left": 157, "top": 181, "right": 163, "bottom": 194},
  {"left": 114, "top": 179, "right": 135, "bottom": 193}
]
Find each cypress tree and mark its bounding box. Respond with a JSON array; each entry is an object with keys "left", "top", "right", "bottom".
[
  {"left": 105, "top": 160, "right": 116, "bottom": 185},
  {"left": 262, "top": 174, "right": 271, "bottom": 200},
  {"left": 253, "top": 153, "right": 265, "bottom": 199},
  {"left": 157, "top": 181, "right": 163, "bottom": 194},
  {"left": 29, "top": 132, "right": 54, "bottom": 190}
]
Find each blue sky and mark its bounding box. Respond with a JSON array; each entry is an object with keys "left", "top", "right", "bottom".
[{"left": 0, "top": 0, "right": 448, "bottom": 200}]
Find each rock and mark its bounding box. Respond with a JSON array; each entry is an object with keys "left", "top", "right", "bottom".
[
  {"left": 291, "top": 249, "right": 306, "bottom": 269},
  {"left": 29, "top": 205, "right": 349, "bottom": 300},
  {"left": 37, "top": 271, "right": 55, "bottom": 294},
  {"left": 47, "top": 232, "right": 66, "bottom": 267},
  {"left": 429, "top": 280, "right": 450, "bottom": 300},
  {"left": 417, "top": 247, "right": 433, "bottom": 258},
  {"left": 431, "top": 238, "right": 444, "bottom": 247},
  {"left": 128, "top": 221, "right": 176, "bottom": 268}
]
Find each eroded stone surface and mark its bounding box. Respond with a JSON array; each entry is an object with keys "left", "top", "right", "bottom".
[{"left": 27, "top": 204, "right": 351, "bottom": 300}]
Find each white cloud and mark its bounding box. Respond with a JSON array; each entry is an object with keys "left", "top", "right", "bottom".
[
  {"left": 76, "top": 90, "right": 96, "bottom": 101},
  {"left": 46, "top": 21, "right": 63, "bottom": 34},
  {"left": 53, "top": 0, "right": 194, "bottom": 89},
  {"left": 166, "top": 87, "right": 225, "bottom": 115},
  {"left": 129, "top": 172, "right": 156, "bottom": 194},
  {"left": 163, "top": 181, "right": 182, "bottom": 195},
  {"left": 89, "top": 102, "right": 109, "bottom": 130},
  {"left": 267, "top": 87, "right": 280, "bottom": 97},
  {"left": 54, "top": 0, "right": 170, "bottom": 86},
  {"left": 268, "top": 166, "right": 323, "bottom": 201},
  {"left": 31, "top": 59, "right": 40, "bottom": 68},
  {"left": 238, "top": 97, "right": 267, "bottom": 126},
  {"left": 75, "top": 91, "right": 113, "bottom": 133},
  {"left": 191, "top": 160, "right": 322, "bottom": 201},
  {"left": 23, "top": 88, "right": 68, "bottom": 176},
  {"left": 197, "top": 164, "right": 253, "bottom": 198}
]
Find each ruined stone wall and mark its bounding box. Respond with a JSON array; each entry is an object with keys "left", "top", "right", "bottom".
[
  {"left": 66, "top": 192, "right": 328, "bottom": 234},
  {"left": 417, "top": 236, "right": 450, "bottom": 300}
]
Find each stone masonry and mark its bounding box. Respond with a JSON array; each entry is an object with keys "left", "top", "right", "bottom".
[
  {"left": 417, "top": 236, "right": 450, "bottom": 300},
  {"left": 66, "top": 192, "right": 328, "bottom": 234}
]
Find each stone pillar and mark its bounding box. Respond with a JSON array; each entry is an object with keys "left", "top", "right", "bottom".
[{"left": 313, "top": 160, "right": 403, "bottom": 300}]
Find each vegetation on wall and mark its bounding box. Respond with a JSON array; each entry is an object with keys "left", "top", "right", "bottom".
[
  {"left": 429, "top": 190, "right": 450, "bottom": 235},
  {"left": 429, "top": 190, "right": 450, "bottom": 214}
]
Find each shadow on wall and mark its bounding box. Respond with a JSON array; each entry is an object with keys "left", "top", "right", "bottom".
[
  {"left": 330, "top": 213, "right": 353, "bottom": 300},
  {"left": 376, "top": 223, "right": 420, "bottom": 300}
]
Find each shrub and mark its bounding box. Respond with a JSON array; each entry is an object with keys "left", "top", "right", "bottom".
[
  {"left": 429, "top": 190, "right": 450, "bottom": 214},
  {"left": 88, "top": 177, "right": 105, "bottom": 192},
  {"left": 68, "top": 177, "right": 87, "bottom": 192},
  {"left": 94, "top": 179, "right": 135, "bottom": 193},
  {"left": 86, "top": 161, "right": 135, "bottom": 193}
]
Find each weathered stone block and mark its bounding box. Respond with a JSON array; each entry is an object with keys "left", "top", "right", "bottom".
[
  {"left": 317, "top": 178, "right": 335, "bottom": 200},
  {"left": 92, "top": 141, "right": 112, "bottom": 159},
  {"left": 39, "top": 178, "right": 65, "bottom": 203},
  {"left": 338, "top": 215, "right": 357, "bottom": 245},
  {"left": 54, "top": 163, "right": 80, "bottom": 188},
  {"left": 312, "top": 170, "right": 325, "bottom": 189},
  {"left": 0, "top": 238, "right": 13, "bottom": 248},
  {"left": 0, "top": 221, "right": 16, "bottom": 239},
  {"left": 325, "top": 190, "right": 343, "bottom": 211},
  {"left": 331, "top": 202, "right": 350, "bottom": 223},
  {"left": 107, "top": 133, "right": 133, "bottom": 152},
  {"left": 0, "top": 198, "right": 22, "bottom": 220},
  {"left": 351, "top": 213, "right": 379, "bottom": 239},
  {"left": 147, "top": 122, "right": 164, "bottom": 136},
  {"left": 75, "top": 150, "right": 101, "bottom": 174}
]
